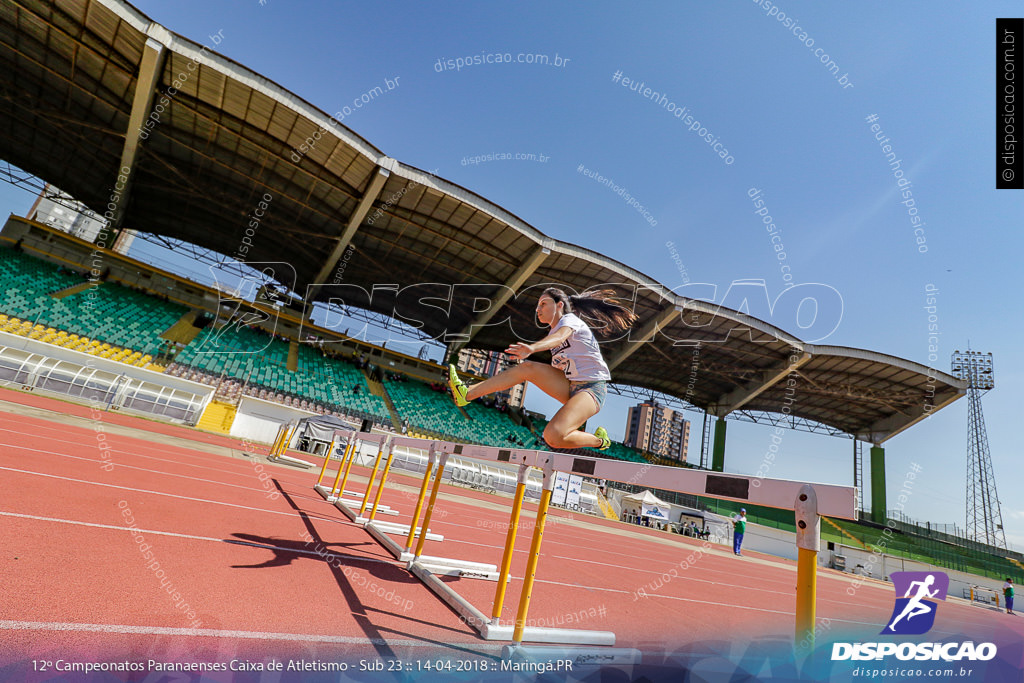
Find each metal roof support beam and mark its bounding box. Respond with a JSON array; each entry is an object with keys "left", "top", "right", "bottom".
[
  {"left": 312, "top": 165, "right": 391, "bottom": 285},
  {"left": 712, "top": 351, "right": 812, "bottom": 417},
  {"left": 447, "top": 245, "right": 550, "bottom": 357},
  {"left": 859, "top": 389, "right": 965, "bottom": 444},
  {"left": 605, "top": 305, "right": 682, "bottom": 371},
  {"left": 110, "top": 37, "right": 166, "bottom": 248}
]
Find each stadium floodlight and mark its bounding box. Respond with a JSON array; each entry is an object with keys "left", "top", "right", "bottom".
[{"left": 951, "top": 349, "right": 1005, "bottom": 549}]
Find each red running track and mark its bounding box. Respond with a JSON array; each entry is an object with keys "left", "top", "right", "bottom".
[{"left": 1, "top": 389, "right": 1021, "bottom": 677}]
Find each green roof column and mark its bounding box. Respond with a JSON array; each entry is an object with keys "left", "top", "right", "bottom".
[
  {"left": 870, "top": 445, "right": 887, "bottom": 524},
  {"left": 711, "top": 417, "right": 727, "bottom": 472}
]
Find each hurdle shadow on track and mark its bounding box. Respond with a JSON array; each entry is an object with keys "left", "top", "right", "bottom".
[
  {"left": 225, "top": 532, "right": 380, "bottom": 570},
  {"left": 258, "top": 479, "right": 412, "bottom": 661}
]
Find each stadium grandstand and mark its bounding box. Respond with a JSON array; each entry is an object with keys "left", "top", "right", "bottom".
[{"left": 0, "top": 0, "right": 1021, "bottom": 646}]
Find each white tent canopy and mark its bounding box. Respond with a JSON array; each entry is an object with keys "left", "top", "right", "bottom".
[{"left": 620, "top": 490, "right": 674, "bottom": 522}]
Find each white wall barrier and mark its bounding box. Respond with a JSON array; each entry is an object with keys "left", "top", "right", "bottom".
[{"left": 0, "top": 332, "right": 211, "bottom": 423}]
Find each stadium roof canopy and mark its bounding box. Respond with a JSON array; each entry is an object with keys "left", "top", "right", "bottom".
[{"left": 0, "top": 0, "right": 967, "bottom": 443}]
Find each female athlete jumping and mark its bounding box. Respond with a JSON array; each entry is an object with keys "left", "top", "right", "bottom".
[{"left": 448, "top": 287, "right": 637, "bottom": 450}]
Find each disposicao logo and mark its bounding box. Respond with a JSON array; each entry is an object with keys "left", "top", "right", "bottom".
[
  {"left": 831, "top": 570, "right": 997, "bottom": 663},
  {"left": 881, "top": 571, "right": 948, "bottom": 635}
]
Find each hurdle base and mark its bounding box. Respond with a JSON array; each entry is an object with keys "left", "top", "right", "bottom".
[
  {"left": 314, "top": 484, "right": 362, "bottom": 501},
  {"left": 409, "top": 554, "right": 500, "bottom": 575},
  {"left": 501, "top": 644, "right": 636, "bottom": 663},
  {"left": 269, "top": 454, "right": 314, "bottom": 469},
  {"left": 415, "top": 562, "right": 505, "bottom": 582},
  {"left": 487, "top": 626, "right": 614, "bottom": 643},
  {"left": 370, "top": 533, "right": 433, "bottom": 563},
  {"left": 330, "top": 498, "right": 400, "bottom": 522},
  {"left": 409, "top": 561, "right": 491, "bottom": 630},
  {"left": 314, "top": 485, "right": 399, "bottom": 516},
  {"left": 408, "top": 563, "right": 613, "bottom": 644},
  {"left": 365, "top": 521, "right": 442, "bottom": 553}
]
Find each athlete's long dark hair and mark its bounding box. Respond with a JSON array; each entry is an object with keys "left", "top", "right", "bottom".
[{"left": 541, "top": 287, "right": 638, "bottom": 337}]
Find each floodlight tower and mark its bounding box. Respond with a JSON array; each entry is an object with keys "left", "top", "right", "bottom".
[{"left": 950, "top": 350, "right": 1006, "bottom": 549}]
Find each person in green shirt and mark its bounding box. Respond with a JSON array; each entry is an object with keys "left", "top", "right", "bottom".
[
  {"left": 1004, "top": 578, "right": 1014, "bottom": 615},
  {"left": 733, "top": 509, "right": 747, "bottom": 555}
]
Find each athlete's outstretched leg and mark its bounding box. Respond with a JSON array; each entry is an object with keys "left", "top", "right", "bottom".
[{"left": 451, "top": 361, "right": 570, "bottom": 404}]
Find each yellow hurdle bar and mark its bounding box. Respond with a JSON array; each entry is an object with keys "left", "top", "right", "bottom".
[
  {"left": 269, "top": 424, "right": 286, "bottom": 458},
  {"left": 329, "top": 433, "right": 358, "bottom": 497},
  {"left": 796, "top": 548, "right": 817, "bottom": 643},
  {"left": 414, "top": 452, "right": 449, "bottom": 559},
  {"left": 794, "top": 484, "right": 821, "bottom": 649},
  {"left": 405, "top": 446, "right": 438, "bottom": 552},
  {"left": 368, "top": 441, "right": 398, "bottom": 522},
  {"left": 491, "top": 463, "right": 530, "bottom": 624},
  {"left": 512, "top": 463, "right": 555, "bottom": 645},
  {"left": 359, "top": 439, "right": 389, "bottom": 515},
  {"left": 269, "top": 424, "right": 291, "bottom": 460},
  {"left": 277, "top": 424, "right": 293, "bottom": 457},
  {"left": 315, "top": 431, "right": 346, "bottom": 486}
]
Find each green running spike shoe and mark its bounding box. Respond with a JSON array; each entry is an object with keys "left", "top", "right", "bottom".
[
  {"left": 594, "top": 426, "right": 611, "bottom": 451},
  {"left": 448, "top": 364, "right": 469, "bottom": 407}
]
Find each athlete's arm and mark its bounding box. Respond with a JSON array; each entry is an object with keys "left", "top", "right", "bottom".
[{"left": 506, "top": 326, "right": 573, "bottom": 360}]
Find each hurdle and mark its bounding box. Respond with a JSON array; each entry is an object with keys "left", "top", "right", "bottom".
[
  {"left": 313, "top": 431, "right": 400, "bottom": 517},
  {"left": 401, "top": 442, "right": 855, "bottom": 648},
  {"left": 402, "top": 443, "right": 615, "bottom": 644},
  {"left": 363, "top": 435, "right": 447, "bottom": 557},
  {"left": 301, "top": 429, "right": 856, "bottom": 650},
  {"left": 399, "top": 445, "right": 504, "bottom": 580},
  {"left": 267, "top": 421, "right": 314, "bottom": 468},
  {"left": 502, "top": 451, "right": 855, "bottom": 653}
]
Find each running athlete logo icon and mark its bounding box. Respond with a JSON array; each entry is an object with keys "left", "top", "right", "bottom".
[{"left": 881, "top": 571, "right": 949, "bottom": 635}]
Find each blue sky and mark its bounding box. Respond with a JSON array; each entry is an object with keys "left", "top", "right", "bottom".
[{"left": 2, "top": 1, "right": 1021, "bottom": 548}]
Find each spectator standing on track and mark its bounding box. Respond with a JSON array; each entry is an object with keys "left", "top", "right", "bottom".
[
  {"left": 1005, "top": 578, "right": 1015, "bottom": 614},
  {"left": 733, "top": 508, "right": 747, "bottom": 555}
]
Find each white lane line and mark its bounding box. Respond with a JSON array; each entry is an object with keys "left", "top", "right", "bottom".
[
  {"left": 531, "top": 578, "right": 896, "bottom": 628},
  {"left": 0, "top": 466, "right": 341, "bottom": 522},
  {"left": 0, "top": 423, "right": 276, "bottom": 483},
  {"left": 1, "top": 440, "right": 286, "bottom": 498},
  {"left": 0, "top": 510, "right": 396, "bottom": 567},
  {"left": 5, "top": 440, "right": 799, "bottom": 590},
  {"left": 7, "top": 514, "right": 970, "bottom": 634},
  {"left": 0, "top": 620, "right": 493, "bottom": 649},
  {"left": 533, "top": 578, "right": 794, "bottom": 616}
]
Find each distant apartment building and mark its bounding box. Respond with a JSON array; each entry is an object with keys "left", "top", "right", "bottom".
[
  {"left": 624, "top": 399, "right": 690, "bottom": 462},
  {"left": 456, "top": 348, "right": 525, "bottom": 408},
  {"left": 27, "top": 183, "right": 135, "bottom": 253}
]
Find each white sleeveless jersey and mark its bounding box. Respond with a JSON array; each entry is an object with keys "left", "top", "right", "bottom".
[{"left": 549, "top": 313, "right": 611, "bottom": 382}]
